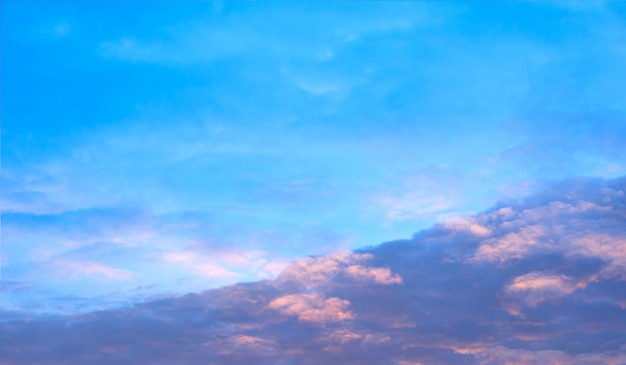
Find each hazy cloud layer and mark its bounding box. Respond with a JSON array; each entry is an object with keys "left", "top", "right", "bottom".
[{"left": 2, "top": 176, "right": 625, "bottom": 364}]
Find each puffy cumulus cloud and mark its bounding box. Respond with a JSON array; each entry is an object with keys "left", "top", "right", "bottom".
[
  {"left": 442, "top": 217, "right": 491, "bottom": 236},
  {"left": 2, "top": 176, "right": 626, "bottom": 364},
  {"left": 569, "top": 234, "right": 626, "bottom": 280},
  {"left": 469, "top": 178, "right": 626, "bottom": 269},
  {"left": 472, "top": 224, "right": 548, "bottom": 263},
  {"left": 275, "top": 251, "right": 362, "bottom": 286},
  {"left": 344, "top": 265, "right": 402, "bottom": 284},
  {"left": 504, "top": 271, "right": 590, "bottom": 308},
  {"left": 268, "top": 293, "right": 354, "bottom": 324},
  {"left": 275, "top": 250, "right": 402, "bottom": 288}
]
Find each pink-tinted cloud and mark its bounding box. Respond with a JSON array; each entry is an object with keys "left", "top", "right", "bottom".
[
  {"left": 276, "top": 250, "right": 402, "bottom": 288},
  {"left": 443, "top": 217, "right": 491, "bottom": 236},
  {"left": 52, "top": 260, "right": 132, "bottom": 280},
  {"left": 568, "top": 234, "right": 626, "bottom": 280},
  {"left": 161, "top": 248, "right": 291, "bottom": 282},
  {"left": 2, "top": 176, "right": 625, "bottom": 365},
  {"left": 472, "top": 224, "right": 547, "bottom": 263},
  {"left": 276, "top": 251, "right": 369, "bottom": 286},
  {"left": 205, "top": 335, "right": 277, "bottom": 356},
  {"left": 268, "top": 293, "right": 354, "bottom": 324},
  {"left": 455, "top": 345, "right": 626, "bottom": 365},
  {"left": 344, "top": 264, "right": 402, "bottom": 284},
  {"left": 504, "top": 271, "right": 590, "bottom": 308},
  {"left": 195, "top": 263, "right": 240, "bottom": 278}
]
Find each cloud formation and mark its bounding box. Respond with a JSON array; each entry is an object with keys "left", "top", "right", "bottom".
[
  {"left": 504, "top": 271, "right": 587, "bottom": 307},
  {"left": 268, "top": 293, "right": 354, "bottom": 324},
  {"left": 51, "top": 260, "right": 132, "bottom": 280},
  {"left": 2, "top": 176, "right": 625, "bottom": 364},
  {"left": 275, "top": 251, "right": 402, "bottom": 288}
]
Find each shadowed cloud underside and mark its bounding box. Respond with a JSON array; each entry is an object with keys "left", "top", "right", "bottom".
[{"left": 2, "top": 176, "right": 625, "bottom": 364}]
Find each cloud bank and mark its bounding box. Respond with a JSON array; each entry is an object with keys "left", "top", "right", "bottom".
[{"left": 2, "top": 176, "right": 625, "bottom": 364}]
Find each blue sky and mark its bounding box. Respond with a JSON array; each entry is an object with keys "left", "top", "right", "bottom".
[{"left": 2, "top": 0, "right": 626, "bottom": 318}]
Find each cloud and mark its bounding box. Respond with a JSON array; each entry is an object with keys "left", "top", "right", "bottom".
[
  {"left": 443, "top": 217, "right": 491, "bottom": 236},
  {"left": 1, "top": 205, "right": 299, "bottom": 310},
  {"left": 160, "top": 249, "right": 282, "bottom": 280},
  {"left": 375, "top": 191, "right": 457, "bottom": 222},
  {"left": 455, "top": 345, "right": 626, "bottom": 365},
  {"left": 98, "top": 3, "right": 435, "bottom": 65},
  {"left": 2, "top": 176, "right": 626, "bottom": 364},
  {"left": 275, "top": 250, "right": 402, "bottom": 288},
  {"left": 504, "top": 271, "right": 589, "bottom": 307},
  {"left": 570, "top": 234, "right": 626, "bottom": 280},
  {"left": 469, "top": 181, "right": 626, "bottom": 284},
  {"left": 472, "top": 224, "right": 548, "bottom": 263},
  {"left": 320, "top": 329, "right": 391, "bottom": 353},
  {"left": 51, "top": 260, "right": 132, "bottom": 280},
  {"left": 6, "top": 0, "right": 626, "bottom": 320},
  {"left": 344, "top": 265, "right": 402, "bottom": 284},
  {"left": 268, "top": 293, "right": 354, "bottom": 324},
  {"left": 206, "top": 335, "right": 277, "bottom": 356},
  {"left": 195, "top": 263, "right": 240, "bottom": 278}
]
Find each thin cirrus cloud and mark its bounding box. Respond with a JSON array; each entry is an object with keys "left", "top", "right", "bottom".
[
  {"left": 2, "top": 176, "right": 625, "bottom": 364},
  {"left": 50, "top": 260, "right": 132, "bottom": 281}
]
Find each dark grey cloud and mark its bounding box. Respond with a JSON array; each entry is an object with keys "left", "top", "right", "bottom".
[{"left": 2, "top": 176, "right": 625, "bottom": 364}]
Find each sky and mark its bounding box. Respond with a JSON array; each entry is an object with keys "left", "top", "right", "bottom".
[{"left": 1, "top": 1, "right": 626, "bottom": 364}]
